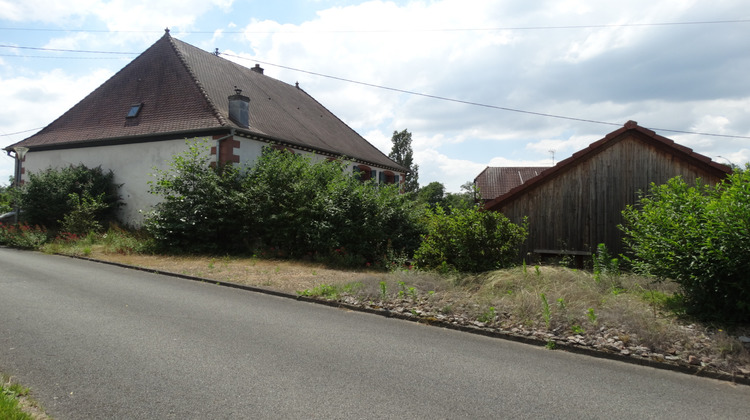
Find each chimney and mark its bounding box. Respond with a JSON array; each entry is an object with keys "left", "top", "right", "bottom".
[
  {"left": 251, "top": 64, "right": 264, "bottom": 75},
  {"left": 228, "top": 87, "right": 250, "bottom": 128}
]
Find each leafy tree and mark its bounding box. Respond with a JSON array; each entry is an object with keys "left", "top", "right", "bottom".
[
  {"left": 443, "top": 182, "right": 477, "bottom": 211},
  {"left": 417, "top": 181, "right": 445, "bottom": 208},
  {"left": 414, "top": 205, "right": 527, "bottom": 273},
  {"left": 620, "top": 169, "right": 750, "bottom": 322},
  {"left": 19, "top": 164, "right": 122, "bottom": 231},
  {"left": 388, "top": 129, "right": 419, "bottom": 193}
]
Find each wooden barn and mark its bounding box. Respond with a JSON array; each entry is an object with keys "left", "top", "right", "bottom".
[{"left": 483, "top": 121, "right": 732, "bottom": 263}]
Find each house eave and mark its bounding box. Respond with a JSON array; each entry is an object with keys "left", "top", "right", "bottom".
[{"left": 5, "top": 127, "right": 409, "bottom": 174}]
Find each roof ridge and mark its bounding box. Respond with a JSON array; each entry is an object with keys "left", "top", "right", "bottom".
[
  {"left": 483, "top": 121, "right": 732, "bottom": 210},
  {"left": 166, "top": 34, "right": 228, "bottom": 127}
]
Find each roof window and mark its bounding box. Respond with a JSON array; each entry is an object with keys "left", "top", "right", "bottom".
[{"left": 127, "top": 103, "right": 143, "bottom": 118}]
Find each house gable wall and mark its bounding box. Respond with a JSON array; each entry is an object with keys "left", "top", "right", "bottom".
[{"left": 22, "top": 138, "right": 199, "bottom": 226}]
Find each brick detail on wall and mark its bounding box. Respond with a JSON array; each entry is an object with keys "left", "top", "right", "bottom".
[{"left": 210, "top": 135, "right": 241, "bottom": 165}]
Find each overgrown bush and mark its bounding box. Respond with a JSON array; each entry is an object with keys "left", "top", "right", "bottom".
[
  {"left": 0, "top": 222, "right": 49, "bottom": 249},
  {"left": 0, "top": 184, "right": 12, "bottom": 214},
  {"left": 243, "top": 149, "right": 424, "bottom": 263},
  {"left": 59, "top": 192, "right": 108, "bottom": 235},
  {"left": 144, "top": 141, "right": 246, "bottom": 253},
  {"left": 620, "top": 169, "right": 750, "bottom": 322},
  {"left": 19, "top": 164, "right": 122, "bottom": 231},
  {"left": 413, "top": 205, "right": 527, "bottom": 273},
  {"left": 145, "top": 141, "right": 424, "bottom": 264}
]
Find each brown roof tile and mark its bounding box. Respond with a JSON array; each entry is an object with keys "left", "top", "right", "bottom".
[
  {"left": 474, "top": 166, "right": 549, "bottom": 201},
  {"left": 8, "top": 32, "right": 404, "bottom": 172}
]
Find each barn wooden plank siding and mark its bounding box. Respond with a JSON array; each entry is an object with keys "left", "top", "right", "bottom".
[{"left": 483, "top": 121, "right": 731, "bottom": 262}]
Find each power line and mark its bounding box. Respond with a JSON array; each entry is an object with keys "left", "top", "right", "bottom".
[
  {"left": 0, "top": 18, "right": 748, "bottom": 35},
  {"left": 0, "top": 54, "right": 128, "bottom": 60},
  {"left": 0, "top": 44, "right": 138, "bottom": 55},
  {"left": 223, "top": 53, "right": 750, "bottom": 140},
  {"left": 3, "top": 43, "right": 749, "bottom": 141},
  {"left": 0, "top": 127, "right": 44, "bottom": 137}
]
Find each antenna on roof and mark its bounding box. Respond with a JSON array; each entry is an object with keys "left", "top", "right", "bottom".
[{"left": 549, "top": 149, "right": 555, "bottom": 165}]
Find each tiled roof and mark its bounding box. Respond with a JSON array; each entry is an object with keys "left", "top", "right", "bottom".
[
  {"left": 474, "top": 166, "right": 549, "bottom": 201},
  {"left": 8, "top": 31, "right": 404, "bottom": 171},
  {"left": 484, "top": 120, "right": 732, "bottom": 211}
]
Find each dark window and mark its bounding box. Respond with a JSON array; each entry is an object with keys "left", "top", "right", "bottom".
[
  {"left": 354, "top": 165, "right": 371, "bottom": 181},
  {"left": 127, "top": 103, "right": 143, "bottom": 118}
]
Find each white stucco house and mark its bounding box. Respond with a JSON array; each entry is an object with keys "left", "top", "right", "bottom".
[{"left": 4, "top": 29, "right": 406, "bottom": 226}]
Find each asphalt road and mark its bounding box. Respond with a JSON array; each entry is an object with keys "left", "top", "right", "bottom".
[{"left": 0, "top": 247, "right": 748, "bottom": 419}]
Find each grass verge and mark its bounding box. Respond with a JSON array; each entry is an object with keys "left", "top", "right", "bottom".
[{"left": 1, "top": 375, "right": 47, "bottom": 420}]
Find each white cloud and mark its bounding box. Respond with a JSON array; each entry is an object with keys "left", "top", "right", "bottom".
[{"left": 2, "top": 0, "right": 749, "bottom": 190}]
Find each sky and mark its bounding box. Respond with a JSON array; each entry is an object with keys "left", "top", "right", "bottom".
[{"left": 1, "top": 0, "right": 749, "bottom": 191}]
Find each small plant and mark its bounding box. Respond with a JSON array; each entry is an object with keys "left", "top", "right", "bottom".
[
  {"left": 534, "top": 265, "right": 541, "bottom": 277},
  {"left": 379, "top": 281, "right": 388, "bottom": 300},
  {"left": 571, "top": 325, "right": 585, "bottom": 334},
  {"left": 408, "top": 287, "right": 418, "bottom": 300},
  {"left": 297, "top": 284, "right": 340, "bottom": 299},
  {"left": 477, "top": 306, "right": 497, "bottom": 324},
  {"left": 397, "top": 281, "right": 407, "bottom": 299},
  {"left": 540, "top": 293, "right": 551, "bottom": 329},
  {"left": 586, "top": 308, "right": 598, "bottom": 325},
  {"left": 557, "top": 297, "right": 566, "bottom": 310},
  {"left": 545, "top": 340, "right": 556, "bottom": 350}
]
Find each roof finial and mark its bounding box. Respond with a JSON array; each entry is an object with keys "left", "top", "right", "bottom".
[
  {"left": 165, "top": 27, "right": 170, "bottom": 34},
  {"left": 214, "top": 48, "right": 220, "bottom": 56},
  {"left": 234, "top": 86, "right": 242, "bottom": 95}
]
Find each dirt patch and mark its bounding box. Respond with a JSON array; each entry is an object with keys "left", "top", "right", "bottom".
[{"left": 91, "top": 253, "right": 379, "bottom": 294}]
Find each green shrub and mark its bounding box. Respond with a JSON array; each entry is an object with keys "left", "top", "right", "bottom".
[
  {"left": 19, "top": 164, "right": 121, "bottom": 230},
  {"left": 242, "top": 148, "right": 424, "bottom": 263},
  {"left": 620, "top": 169, "right": 750, "bottom": 322},
  {"left": 144, "top": 140, "right": 246, "bottom": 253},
  {"left": 0, "top": 222, "right": 49, "bottom": 249},
  {"left": 145, "top": 141, "right": 424, "bottom": 263},
  {"left": 413, "top": 205, "right": 527, "bottom": 273},
  {"left": 0, "top": 184, "right": 12, "bottom": 214},
  {"left": 59, "top": 192, "right": 108, "bottom": 235}
]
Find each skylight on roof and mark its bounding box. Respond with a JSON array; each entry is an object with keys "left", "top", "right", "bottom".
[{"left": 127, "top": 103, "right": 143, "bottom": 118}]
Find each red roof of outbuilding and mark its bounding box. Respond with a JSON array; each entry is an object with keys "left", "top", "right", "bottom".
[{"left": 474, "top": 166, "right": 549, "bottom": 201}]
